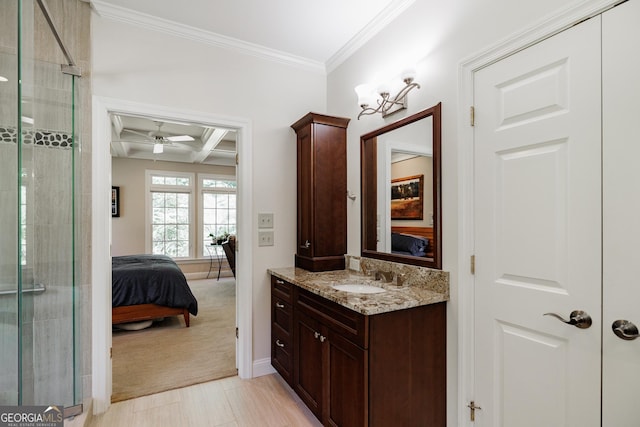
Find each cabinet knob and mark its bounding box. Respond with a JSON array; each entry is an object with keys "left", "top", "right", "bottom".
[
  {"left": 320, "top": 335, "right": 327, "bottom": 343},
  {"left": 300, "top": 240, "right": 311, "bottom": 249},
  {"left": 314, "top": 331, "right": 320, "bottom": 339},
  {"left": 275, "top": 302, "right": 285, "bottom": 309},
  {"left": 276, "top": 279, "right": 284, "bottom": 284},
  {"left": 275, "top": 339, "right": 285, "bottom": 348}
]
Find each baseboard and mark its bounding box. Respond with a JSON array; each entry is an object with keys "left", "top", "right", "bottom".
[
  {"left": 252, "top": 358, "right": 276, "bottom": 377},
  {"left": 63, "top": 399, "right": 92, "bottom": 427},
  {"left": 184, "top": 271, "right": 235, "bottom": 281}
]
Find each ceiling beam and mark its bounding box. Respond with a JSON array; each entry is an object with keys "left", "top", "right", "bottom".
[{"left": 192, "top": 128, "right": 228, "bottom": 163}]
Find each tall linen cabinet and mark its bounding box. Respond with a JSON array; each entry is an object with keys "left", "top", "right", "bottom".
[{"left": 291, "top": 113, "right": 350, "bottom": 272}]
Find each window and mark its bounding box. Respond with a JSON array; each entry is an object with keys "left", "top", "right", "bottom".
[
  {"left": 147, "top": 171, "right": 194, "bottom": 258},
  {"left": 200, "top": 176, "right": 236, "bottom": 257}
]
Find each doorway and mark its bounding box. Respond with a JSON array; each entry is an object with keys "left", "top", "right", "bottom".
[
  {"left": 91, "top": 97, "right": 254, "bottom": 413},
  {"left": 109, "top": 112, "right": 239, "bottom": 401}
]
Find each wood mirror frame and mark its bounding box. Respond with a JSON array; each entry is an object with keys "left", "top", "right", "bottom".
[{"left": 360, "top": 103, "right": 441, "bottom": 269}]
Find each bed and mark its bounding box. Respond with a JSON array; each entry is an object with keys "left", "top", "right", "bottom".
[
  {"left": 391, "top": 226, "right": 434, "bottom": 258},
  {"left": 112, "top": 254, "right": 198, "bottom": 327}
]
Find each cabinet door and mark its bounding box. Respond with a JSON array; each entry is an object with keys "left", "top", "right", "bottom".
[
  {"left": 296, "top": 124, "right": 313, "bottom": 258},
  {"left": 326, "top": 331, "right": 367, "bottom": 427},
  {"left": 294, "top": 311, "right": 323, "bottom": 419}
]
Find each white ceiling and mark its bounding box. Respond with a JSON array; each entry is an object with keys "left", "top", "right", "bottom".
[
  {"left": 102, "top": 0, "right": 410, "bottom": 163},
  {"left": 91, "top": 0, "right": 412, "bottom": 69}
]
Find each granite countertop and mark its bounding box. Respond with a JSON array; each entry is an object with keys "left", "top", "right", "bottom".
[{"left": 268, "top": 266, "right": 449, "bottom": 316}]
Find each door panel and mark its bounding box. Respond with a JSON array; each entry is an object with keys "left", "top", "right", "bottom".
[
  {"left": 294, "top": 312, "right": 323, "bottom": 418},
  {"left": 474, "top": 16, "right": 601, "bottom": 426},
  {"left": 603, "top": 1, "right": 640, "bottom": 425}
]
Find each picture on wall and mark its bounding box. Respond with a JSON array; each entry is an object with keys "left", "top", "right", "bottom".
[
  {"left": 391, "top": 174, "right": 423, "bottom": 220},
  {"left": 112, "top": 186, "right": 120, "bottom": 217}
]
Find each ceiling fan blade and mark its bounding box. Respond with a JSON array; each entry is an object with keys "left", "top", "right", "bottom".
[
  {"left": 166, "top": 135, "right": 194, "bottom": 142},
  {"left": 121, "top": 128, "right": 153, "bottom": 140}
]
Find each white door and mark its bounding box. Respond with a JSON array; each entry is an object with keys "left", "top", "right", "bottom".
[
  {"left": 603, "top": 1, "right": 640, "bottom": 425},
  {"left": 474, "top": 17, "right": 602, "bottom": 426}
]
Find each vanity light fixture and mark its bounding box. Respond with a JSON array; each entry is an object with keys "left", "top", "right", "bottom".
[{"left": 355, "top": 67, "right": 420, "bottom": 120}]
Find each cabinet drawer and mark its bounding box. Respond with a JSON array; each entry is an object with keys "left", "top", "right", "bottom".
[
  {"left": 272, "top": 324, "right": 292, "bottom": 384},
  {"left": 296, "top": 288, "right": 367, "bottom": 348},
  {"left": 271, "top": 276, "right": 293, "bottom": 303},
  {"left": 273, "top": 296, "right": 292, "bottom": 333}
]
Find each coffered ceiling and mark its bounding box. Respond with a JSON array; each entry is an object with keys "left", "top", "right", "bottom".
[{"left": 110, "top": 114, "right": 237, "bottom": 166}]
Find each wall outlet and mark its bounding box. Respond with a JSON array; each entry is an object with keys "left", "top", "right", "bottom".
[
  {"left": 349, "top": 257, "right": 361, "bottom": 272},
  {"left": 258, "top": 230, "right": 274, "bottom": 247},
  {"left": 258, "top": 213, "right": 274, "bottom": 229}
]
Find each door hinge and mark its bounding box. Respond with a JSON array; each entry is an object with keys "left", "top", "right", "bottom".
[
  {"left": 235, "top": 153, "right": 239, "bottom": 165},
  {"left": 110, "top": 347, "right": 112, "bottom": 359},
  {"left": 470, "top": 106, "right": 475, "bottom": 127},
  {"left": 235, "top": 327, "right": 239, "bottom": 338},
  {"left": 468, "top": 401, "right": 481, "bottom": 421},
  {"left": 470, "top": 255, "right": 475, "bottom": 275}
]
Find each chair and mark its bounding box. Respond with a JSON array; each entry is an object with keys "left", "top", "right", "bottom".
[{"left": 221, "top": 235, "right": 236, "bottom": 277}]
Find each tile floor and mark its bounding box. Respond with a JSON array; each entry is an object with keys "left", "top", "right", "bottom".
[{"left": 72, "top": 374, "right": 321, "bottom": 427}]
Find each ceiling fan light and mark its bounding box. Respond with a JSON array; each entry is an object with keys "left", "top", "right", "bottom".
[{"left": 153, "top": 142, "right": 164, "bottom": 154}]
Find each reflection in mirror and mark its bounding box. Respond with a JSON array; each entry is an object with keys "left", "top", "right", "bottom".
[{"left": 361, "top": 103, "right": 441, "bottom": 269}]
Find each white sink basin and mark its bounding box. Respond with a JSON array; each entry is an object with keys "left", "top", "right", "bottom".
[{"left": 332, "top": 284, "right": 386, "bottom": 294}]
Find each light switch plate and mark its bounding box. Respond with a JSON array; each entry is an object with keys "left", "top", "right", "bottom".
[
  {"left": 258, "top": 213, "right": 274, "bottom": 229},
  {"left": 258, "top": 230, "right": 274, "bottom": 246}
]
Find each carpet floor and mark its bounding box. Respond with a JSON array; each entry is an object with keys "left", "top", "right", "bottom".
[{"left": 111, "top": 278, "right": 237, "bottom": 402}]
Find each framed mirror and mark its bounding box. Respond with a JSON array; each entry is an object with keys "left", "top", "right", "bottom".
[{"left": 361, "top": 103, "right": 441, "bottom": 269}]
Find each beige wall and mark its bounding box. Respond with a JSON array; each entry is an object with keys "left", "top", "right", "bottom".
[{"left": 111, "top": 157, "right": 235, "bottom": 277}]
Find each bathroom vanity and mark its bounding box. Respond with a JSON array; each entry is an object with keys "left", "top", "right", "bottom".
[{"left": 269, "top": 263, "right": 449, "bottom": 427}]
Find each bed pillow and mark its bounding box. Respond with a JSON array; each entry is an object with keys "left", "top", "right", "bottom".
[{"left": 391, "top": 233, "right": 429, "bottom": 256}]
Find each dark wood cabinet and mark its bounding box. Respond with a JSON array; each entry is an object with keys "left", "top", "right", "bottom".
[
  {"left": 271, "top": 276, "right": 293, "bottom": 384},
  {"left": 291, "top": 113, "right": 350, "bottom": 272},
  {"left": 271, "top": 275, "right": 446, "bottom": 427},
  {"left": 294, "top": 310, "right": 324, "bottom": 418}
]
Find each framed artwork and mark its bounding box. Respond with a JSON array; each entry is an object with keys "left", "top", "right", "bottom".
[
  {"left": 111, "top": 186, "right": 120, "bottom": 217},
  {"left": 391, "top": 174, "right": 423, "bottom": 220}
]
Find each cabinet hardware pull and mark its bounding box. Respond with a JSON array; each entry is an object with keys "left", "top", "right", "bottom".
[
  {"left": 275, "top": 302, "right": 285, "bottom": 309},
  {"left": 314, "top": 332, "right": 320, "bottom": 339},
  {"left": 276, "top": 279, "right": 284, "bottom": 284},
  {"left": 300, "top": 240, "right": 311, "bottom": 249},
  {"left": 275, "top": 339, "right": 285, "bottom": 348},
  {"left": 320, "top": 335, "right": 327, "bottom": 343}
]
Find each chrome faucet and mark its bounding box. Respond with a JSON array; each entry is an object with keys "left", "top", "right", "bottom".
[{"left": 395, "top": 273, "right": 407, "bottom": 287}]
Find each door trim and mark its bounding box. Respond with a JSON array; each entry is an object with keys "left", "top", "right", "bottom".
[
  {"left": 91, "top": 96, "right": 254, "bottom": 414},
  {"left": 457, "top": 0, "right": 622, "bottom": 424}
]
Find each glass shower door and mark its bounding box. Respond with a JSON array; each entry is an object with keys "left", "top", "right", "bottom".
[{"left": 0, "top": 0, "right": 81, "bottom": 411}]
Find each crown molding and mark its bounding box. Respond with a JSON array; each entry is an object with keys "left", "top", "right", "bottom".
[
  {"left": 326, "top": 0, "right": 416, "bottom": 73},
  {"left": 90, "top": 0, "right": 326, "bottom": 74}
]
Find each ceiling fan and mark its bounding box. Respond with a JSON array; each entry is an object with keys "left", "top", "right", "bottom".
[{"left": 119, "top": 121, "right": 195, "bottom": 154}]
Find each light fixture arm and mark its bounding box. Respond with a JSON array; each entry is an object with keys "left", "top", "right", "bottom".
[{"left": 357, "top": 79, "right": 420, "bottom": 120}]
